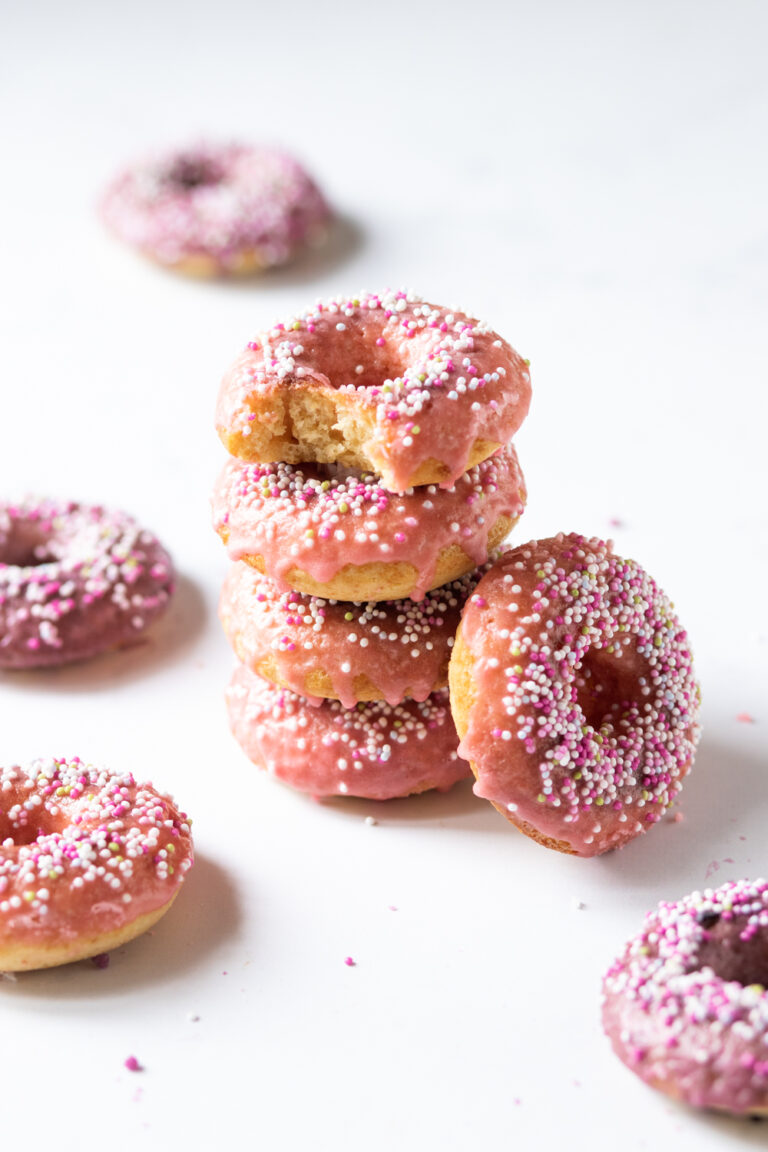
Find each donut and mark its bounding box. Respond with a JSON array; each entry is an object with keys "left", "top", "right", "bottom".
[
  {"left": 211, "top": 445, "right": 526, "bottom": 602},
  {"left": 602, "top": 879, "right": 768, "bottom": 1114},
  {"left": 226, "top": 665, "right": 471, "bottom": 800},
  {"left": 219, "top": 561, "right": 494, "bottom": 709},
  {"left": 0, "top": 499, "right": 174, "bottom": 669},
  {"left": 215, "top": 289, "right": 531, "bottom": 493},
  {"left": 448, "top": 533, "right": 700, "bottom": 856},
  {"left": 101, "top": 142, "right": 330, "bottom": 277},
  {"left": 0, "top": 756, "right": 193, "bottom": 971}
]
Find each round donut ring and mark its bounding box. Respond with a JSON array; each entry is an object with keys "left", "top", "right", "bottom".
[
  {"left": 0, "top": 499, "right": 174, "bottom": 669},
  {"left": 0, "top": 756, "right": 193, "bottom": 971},
  {"left": 219, "top": 560, "right": 495, "bottom": 708},
  {"left": 211, "top": 444, "right": 526, "bottom": 602},
  {"left": 602, "top": 878, "right": 768, "bottom": 1114},
  {"left": 226, "top": 665, "right": 471, "bottom": 800},
  {"left": 215, "top": 289, "right": 531, "bottom": 493},
  {"left": 101, "top": 142, "right": 330, "bottom": 277},
  {"left": 448, "top": 533, "right": 701, "bottom": 856}
]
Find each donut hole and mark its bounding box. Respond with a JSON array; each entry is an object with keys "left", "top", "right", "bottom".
[
  {"left": 695, "top": 916, "right": 768, "bottom": 988},
  {"left": 166, "top": 155, "right": 222, "bottom": 190},
  {"left": 0, "top": 518, "right": 56, "bottom": 567},
  {"left": 572, "top": 653, "right": 636, "bottom": 731},
  {"left": 0, "top": 808, "right": 57, "bottom": 847}
]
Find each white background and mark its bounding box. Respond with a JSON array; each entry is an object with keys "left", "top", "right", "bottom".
[{"left": 1, "top": 1, "right": 767, "bottom": 1148}]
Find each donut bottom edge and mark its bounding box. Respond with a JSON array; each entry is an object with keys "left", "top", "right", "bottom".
[
  {"left": 231, "top": 642, "right": 446, "bottom": 707},
  {"left": 0, "top": 891, "right": 181, "bottom": 973},
  {"left": 218, "top": 385, "right": 503, "bottom": 493},
  {"left": 235, "top": 512, "right": 516, "bottom": 602}
]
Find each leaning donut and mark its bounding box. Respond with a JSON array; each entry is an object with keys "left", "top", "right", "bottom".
[
  {"left": 448, "top": 533, "right": 701, "bottom": 856},
  {"left": 226, "top": 665, "right": 470, "bottom": 800},
  {"left": 0, "top": 756, "right": 193, "bottom": 971},
  {"left": 101, "top": 141, "right": 330, "bottom": 276},
  {"left": 602, "top": 879, "right": 768, "bottom": 1114},
  {"left": 0, "top": 499, "right": 174, "bottom": 669},
  {"left": 211, "top": 445, "right": 526, "bottom": 602},
  {"left": 219, "top": 561, "right": 492, "bottom": 708},
  {"left": 215, "top": 290, "right": 531, "bottom": 493}
]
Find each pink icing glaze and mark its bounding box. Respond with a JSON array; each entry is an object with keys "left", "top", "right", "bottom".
[
  {"left": 219, "top": 561, "right": 496, "bottom": 708},
  {"left": 0, "top": 756, "right": 193, "bottom": 952},
  {"left": 0, "top": 499, "right": 174, "bottom": 669},
  {"left": 211, "top": 445, "right": 526, "bottom": 601},
  {"left": 602, "top": 879, "right": 768, "bottom": 1114},
  {"left": 226, "top": 665, "right": 471, "bottom": 800},
  {"left": 101, "top": 142, "right": 330, "bottom": 271},
  {"left": 455, "top": 533, "right": 700, "bottom": 856},
  {"left": 215, "top": 289, "right": 531, "bottom": 492}
]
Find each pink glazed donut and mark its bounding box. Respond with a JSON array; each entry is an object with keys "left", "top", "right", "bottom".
[
  {"left": 101, "top": 142, "right": 330, "bottom": 276},
  {"left": 215, "top": 289, "right": 532, "bottom": 493},
  {"left": 449, "top": 533, "right": 701, "bottom": 856},
  {"left": 0, "top": 499, "right": 174, "bottom": 669},
  {"left": 226, "top": 665, "right": 471, "bottom": 800},
  {"left": 211, "top": 444, "right": 526, "bottom": 602},
  {"left": 219, "top": 561, "right": 493, "bottom": 708},
  {"left": 0, "top": 756, "right": 193, "bottom": 971},
  {"left": 602, "top": 879, "right": 768, "bottom": 1115}
]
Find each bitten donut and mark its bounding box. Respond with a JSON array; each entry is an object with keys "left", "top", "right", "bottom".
[
  {"left": 101, "top": 142, "right": 330, "bottom": 276},
  {"left": 448, "top": 533, "right": 700, "bottom": 856},
  {"left": 0, "top": 756, "right": 193, "bottom": 971},
  {"left": 0, "top": 499, "right": 174, "bottom": 669},
  {"left": 219, "top": 561, "right": 494, "bottom": 708},
  {"left": 602, "top": 879, "right": 768, "bottom": 1114},
  {"left": 215, "top": 289, "right": 531, "bottom": 493},
  {"left": 226, "top": 665, "right": 471, "bottom": 800},
  {"left": 211, "top": 445, "right": 526, "bottom": 602}
]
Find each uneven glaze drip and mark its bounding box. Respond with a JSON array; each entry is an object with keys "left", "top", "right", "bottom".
[
  {"left": 226, "top": 666, "right": 470, "bottom": 800},
  {"left": 101, "top": 142, "right": 329, "bottom": 271},
  {"left": 603, "top": 879, "right": 768, "bottom": 1113},
  {"left": 216, "top": 289, "right": 531, "bottom": 492},
  {"left": 456, "top": 533, "right": 700, "bottom": 856},
  {"left": 0, "top": 499, "right": 174, "bottom": 668},
  {"left": 0, "top": 756, "right": 193, "bottom": 946},
  {"left": 220, "top": 561, "right": 496, "bottom": 707},
  {"left": 211, "top": 446, "right": 526, "bottom": 601}
]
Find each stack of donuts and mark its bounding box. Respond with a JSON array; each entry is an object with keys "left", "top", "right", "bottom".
[{"left": 211, "top": 289, "right": 532, "bottom": 800}]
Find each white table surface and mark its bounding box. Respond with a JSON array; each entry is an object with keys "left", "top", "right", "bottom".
[{"left": 2, "top": 1, "right": 767, "bottom": 1148}]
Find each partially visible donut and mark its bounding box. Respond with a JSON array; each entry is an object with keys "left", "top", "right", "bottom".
[
  {"left": 215, "top": 290, "right": 531, "bottom": 493},
  {"left": 219, "top": 561, "right": 493, "bottom": 708},
  {"left": 448, "top": 533, "right": 700, "bottom": 856},
  {"left": 0, "top": 499, "right": 174, "bottom": 669},
  {"left": 101, "top": 142, "right": 330, "bottom": 276},
  {"left": 602, "top": 879, "right": 768, "bottom": 1114},
  {"left": 211, "top": 445, "right": 526, "bottom": 602},
  {"left": 226, "top": 665, "right": 471, "bottom": 800},
  {"left": 0, "top": 756, "right": 193, "bottom": 971}
]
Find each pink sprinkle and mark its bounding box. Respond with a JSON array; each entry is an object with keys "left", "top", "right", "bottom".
[
  {"left": 608, "top": 517, "right": 625, "bottom": 528},
  {"left": 91, "top": 952, "right": 110, "bottom": 969},
  {"left": 737, "top": 712, "right": 755, "bottom": 724},
  {"left": 344, "top": 956, "right": 356, "bottom": 967},
  {"left": 124, "top": 1056, "right": 143, "bottom": 1072}
]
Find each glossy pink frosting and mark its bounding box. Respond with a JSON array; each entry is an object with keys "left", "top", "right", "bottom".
[
  {"left": 226, "top": 665, "right": 471, "bottom": 800},
  {"left": 219, "top": 562, "right": 492, "bottom": 708},
  {"left": 0, "top": 499, "right": 174, "bottom": 669},
  {"left": 211, "top": 445, "right": 526, "bottom": 600},
  {"left": 455, "top": 533, "right": 700, "bottom": 856},
  {"left": 0, "top": 756, "right": 193, "bottom": 950},
  {"left": 215, "top": 289, "right": 531, "bottom": 492},
  {"left": 101, "top": 142, "right": 330, "bottom": 271},
  {"left": 603, "top": 879, "right": 768, "bottom": 1113}
]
